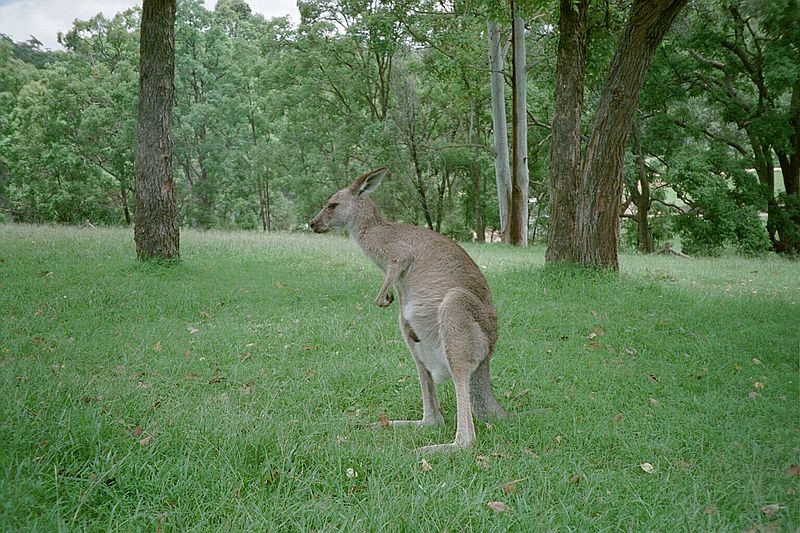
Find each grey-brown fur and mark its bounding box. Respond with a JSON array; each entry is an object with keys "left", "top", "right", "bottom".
[{"left": 310, "top": 167, "right": 506, "bottom": 452}]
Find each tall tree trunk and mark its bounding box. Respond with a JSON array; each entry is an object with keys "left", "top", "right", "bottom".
[
  {"left": 546, "top": 0, "right": 587, "bottom": 263},
  {"left": 509, "top": 1, "right": 529, "bottom": 246},
  {"left": 775, "top": 78, "right": 800, "bottom": 253},
  {"left": 487, "top": 20, "right": 511, "bottom": 240},
  {"left": 257, "top": 174, "right": 271, "bottom": 232},
  {"left": 468, "top": 104, "right": 485, "bottom": 242},
  {"left": 120, "top": 184, "right": 131, "bottom": 225},
  {"left": 630, "top": 119, "right": 654, "bottom": 253},
  {"left": 472, "top": 162, "right": 485, "bottom": 242},
  {"left": 746, "top": 128, "right": 779, "bottom": 246},
  {"left": 782, "top": 78, "right": 800, "bottom": 196},
  {"left": 409, "top": 141, "right": 435, "bottom": 230},
  {"left": 134, "top": 0, "right": 179, "bottom": 260},
  {"left": 575, "top": 0, "right": 687, "bottom": 270}
]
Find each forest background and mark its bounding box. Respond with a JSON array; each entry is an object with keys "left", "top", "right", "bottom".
[{"left": 0, "top": 0, "right": 798, "bottom": 257}]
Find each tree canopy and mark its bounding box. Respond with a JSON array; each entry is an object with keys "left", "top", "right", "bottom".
[{"left": 0, "top": 0, "right": 797, "bottom": 256}]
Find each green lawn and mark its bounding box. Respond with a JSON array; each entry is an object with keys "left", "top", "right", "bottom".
[{"left": 1, "top": 224, "right": 798, "bottom": 531}]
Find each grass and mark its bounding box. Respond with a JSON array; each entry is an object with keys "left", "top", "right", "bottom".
[{"left": 1, "top": 223, "right": 798, "bottom": 532}]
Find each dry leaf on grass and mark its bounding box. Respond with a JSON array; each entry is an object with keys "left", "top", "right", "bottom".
[
  {"left": 378, "top": 413, "right": 390, "bottom": 429},
  {"left": 741, "top": 524, "right": 780, "bottom": 533},
  {"left": 153, "top": 341, "right": 163, "bottom": 353},
  {"left": 640, "top": 462, "right": 655, "bottom": 474},
  {"left": 487, "top": 501, "right": 509, "bottom": 513},
  {"left": 760, "top": 503, "right": 784, "bottom": 518},
  {"left": 787, "top": 464, "right": 800, "bottom": 477},
  {"left": 749, "top": 391, "right": 761, "bottom": 399},
  {"left": 346, "top": 468, "right": 357, "bottom": 479},
  {"left": 754, "top": 381, "right": 765, "bottom": 389},
  {"left": 420, "top": 459, "right": 432, "bottom": 472},
  {"left": 139, "top": 434, "right": 153, "bottom": 447}
]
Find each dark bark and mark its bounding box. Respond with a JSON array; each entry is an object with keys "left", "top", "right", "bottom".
[
  {"left": 630, "top": 119, "right": 654, "bottom": 253},
  {"left": 257, "top": 174, "right": 271, "bottom": 232},
  {"left": 772, "top": 71, "right": 800, "bottom": 253},
  {"left": 472, "top": 161, "right": 484, "bottom": 242},
  {"left": 509, "top": 0, "right": 529, "bottom": 246},
  {"left": 409, "top": 140, "right": 434, "bottom": 230},
  {"left": 546, "top": 0, "right": 587, "bottom": 263},
  {"left": 134, "top": 0, "right": 179, "bottom": 260},
  {"left": 120, "top": 184, "right": 131, "bottom": 226},
  {"left": 575, "top": 0, "right": 688, "bottom": 270}
]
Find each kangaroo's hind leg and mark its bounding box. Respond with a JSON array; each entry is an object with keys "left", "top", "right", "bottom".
[
  {"left": 370, "top": 314, "right": 445, "bottom": 429},
  {"left": 470, "top": 358, "right": 507, "bottom": 420},
  {"left": 418, "top": 289, "right": 487, "bottom": 453}
]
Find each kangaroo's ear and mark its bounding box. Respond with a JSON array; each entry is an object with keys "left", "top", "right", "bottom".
[{"left": 350, "top": 167, "right": 388, "bottom": 196}]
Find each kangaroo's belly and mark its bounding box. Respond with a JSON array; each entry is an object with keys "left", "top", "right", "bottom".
[{"left": 401, "top": 300, "right": 451, "bottom": 384}]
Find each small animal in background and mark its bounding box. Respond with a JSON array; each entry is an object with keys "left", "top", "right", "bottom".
[{"left": 310, "top": 167, "right": 506, "bottom": 452}]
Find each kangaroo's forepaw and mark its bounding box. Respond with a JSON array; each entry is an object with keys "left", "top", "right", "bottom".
[{"left": 374, "top": 291, "right": 394, "bottom": 307}]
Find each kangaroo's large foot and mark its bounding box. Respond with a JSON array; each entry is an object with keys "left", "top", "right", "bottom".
[
  {"left": 416, "top": 440, "right": 473, "bottom": 454},
  {"left": 367, "top": 415, "right": 444, "bottom": 430}
]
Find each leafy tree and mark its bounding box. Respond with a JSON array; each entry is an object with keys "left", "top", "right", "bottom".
[
  {"left": 546, "top": 0, "right": 689, "bottom": 270},
  {"left": 679, "top": 0, "right": 799, "bottom": 253}
]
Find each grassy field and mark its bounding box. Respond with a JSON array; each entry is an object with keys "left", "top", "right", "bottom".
[{"left": 1, "top": 223, "right": 798, "bottom": 532}]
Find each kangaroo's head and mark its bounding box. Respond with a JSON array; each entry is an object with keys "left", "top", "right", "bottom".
[{"left": 310, "top": 167, "right": 387, "bottom": 233}]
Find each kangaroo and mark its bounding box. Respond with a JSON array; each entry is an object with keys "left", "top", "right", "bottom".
[{"left": 310, "top": 167, "right": 506, "bottom": 453}]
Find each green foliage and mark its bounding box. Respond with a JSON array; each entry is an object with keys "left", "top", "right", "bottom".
[
  {"left": 0, "top": 0, "right": 796, "bottom": 255},
  {"left": 662, "top": 139, "right": 771, "bottom": 256},
  {"left": 1, "top": 225, "right": 798, "bottom": 530}
]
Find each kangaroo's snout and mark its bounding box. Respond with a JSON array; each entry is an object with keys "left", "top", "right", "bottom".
[{"left": 309, "top": 217, "right": 326, "bottom": 233}]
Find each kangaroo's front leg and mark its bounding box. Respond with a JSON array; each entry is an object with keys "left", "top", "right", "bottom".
[{"left": 374, "top": 259, "right": 403, "bottom": 307}]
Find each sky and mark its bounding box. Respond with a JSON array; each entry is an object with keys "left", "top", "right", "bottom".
[{"left": 0, "top": 0, "right": 299, "bottom": 50}]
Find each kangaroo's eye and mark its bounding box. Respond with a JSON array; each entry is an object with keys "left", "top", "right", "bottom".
[{"left": 327, "top": 203, "right": 338, "bottom": 210}]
